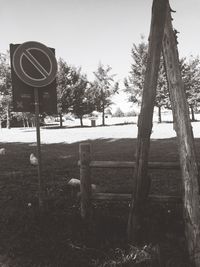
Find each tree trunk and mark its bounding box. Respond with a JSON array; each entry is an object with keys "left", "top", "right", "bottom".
[
  {"left": 158, "top": 106, "right": 162, "bottom": 123},
  {"left": 162, "top": 6, "right": 200, "bottom": 266},
  {"left": 80, "top": 116, "right": 83, "bottom": 127},
  {"left": 32, "top": 117, "right": 35, "bottom": 127},
  {"left": 190, "top": 106, "right": 195, "bottom": 122},
  {"left": 6, "top": 103, "right": 11, "bottom": 129},
  {"left": 102, "top": 103, "right": 105, "bottom": 126},
  {"left": 22, "top": 117, "right": 25, "bottom": 127},
  {"left": 26, "top": 118, "right": 30, "bottom": 128},
  {"left": 127, "top": 0, "right": 168, "bottom": 242},
  {"left": 59, "top": 113, "right": 63, "bottom": 128}
]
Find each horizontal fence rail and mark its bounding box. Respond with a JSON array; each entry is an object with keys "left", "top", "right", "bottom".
[
  {"left": 78, "top": 160, "right": 181, "bottom": 169},
  {"left": 91, "top": 192, "right": 182, "bottom": 203},
  {"left": 79, "top": 143, "right": 183, "bottom": 219},
  {"left": 0, "top": 167, "right": 70, "bottom": 177}
]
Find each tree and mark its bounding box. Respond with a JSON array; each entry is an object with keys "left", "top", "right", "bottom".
[
  {"left": 113, "top": 107, "right": 124, "bottom": 117},
  {"left": 0, "top": 95, "right": 8, "bottom": 128},
  {"left": 71, "top": 72, "right": 95, "bottom": 126},
  {"left": 13, "top": 112, "right": 36, "bottom": 127},
  {"left": 56, "top": 58, "right": 74, "bottom": 127},
  {"left": 57, "top": 58, "right": 95, "bottom": 127},
  {"left": 126, "top": 109, "right": 138, "bottom": 117},
  {"left": 0, "top": 52, "right": 12, "bottom": 128},
  {"left": 124, "top": 38, "right": 148, "bottom": 106},
  {"left": 124, "top": 37, "right": 169, "bottom": 123},
  {"left": 156, "top": 59, "right": 169, "bottom": 122},
  {"left": 92, "top": 63, "right": 119, "bottom": 125},
  {"left": 181, "top": 56, "right": 200, "bottom": 121}
]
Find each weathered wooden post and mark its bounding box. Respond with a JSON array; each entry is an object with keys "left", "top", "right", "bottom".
[
  {"left": 79, "top": 143, "right": 92, "bottom": 219},
  {"left": 127, "top": 0, "right": 168, "bottom": 241},
  {"left": 162, "top": 4, "right": 200, "bottom": 266}
]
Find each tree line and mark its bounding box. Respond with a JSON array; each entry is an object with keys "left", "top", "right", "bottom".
[
  {"left": 57, "top": 59, "right": 118, "bottom": 127},
  {"left": 124, "top": 36, "right": 200, "bottom": 122},
  {"left": 1, "top": 38, "right": 200, "bottom": 128},
  {"left": 0, "top": 53, "right": 118, "bottom": 128}
]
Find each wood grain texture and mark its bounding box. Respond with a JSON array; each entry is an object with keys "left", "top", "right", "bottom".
[
  {"left": 127, "top": 0, "right": 168, "bottom": 242},
  {"left": 162, "top": 4, "right": 200, "bottom": 266},
  {"left": 79, "top": 143, "right": 92, "bottom": 219}
]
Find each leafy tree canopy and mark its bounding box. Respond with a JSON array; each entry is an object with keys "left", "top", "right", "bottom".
[
  {"left": 0, "top": 52, "right": 12, "bottom": 127},
  {"left": 92, "top": 62, "right": 119, "bottom": 125},
  {"left": 57, "top": 58, "right": 95, "bottom": 126},
  {"left": 124, "top": 36, "right": 169, "bottom": 109}
]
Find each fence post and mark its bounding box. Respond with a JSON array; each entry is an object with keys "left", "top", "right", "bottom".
[{"left": 79, "top": 143, "right": 91, "bottom": 219}]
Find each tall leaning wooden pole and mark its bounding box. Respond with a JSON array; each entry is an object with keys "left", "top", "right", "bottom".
[
  {"left": 127, "top": 0, "right": 168, "bottom": 241},
  {"left": 162, "top": 4, "right": 200, "bottom": 266}
]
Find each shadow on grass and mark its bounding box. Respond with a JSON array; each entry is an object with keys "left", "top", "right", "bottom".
[
  {"left": 0, "top": 137, "right": 197, "bottom": 266},
  {"left": 40, "top": 122, "right": 136, "bottom": 130},
  {"left": 0, "top": 136, "right": 195, "bottom": 173}
]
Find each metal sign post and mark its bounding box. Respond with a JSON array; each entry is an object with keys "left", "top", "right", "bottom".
[
  {"left": 34, "top": 87, "right": 43, "bottom": 208},
  {"left": 11, "top": 41, "right": 57, "bottom": 209}
]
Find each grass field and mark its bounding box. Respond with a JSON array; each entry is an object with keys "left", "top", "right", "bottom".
[
  {"left": 0, "top": 120, "right": 199, "bottom": 266},
  {"left": 2, "top": 113, "right": 200, "bottom": 144}
]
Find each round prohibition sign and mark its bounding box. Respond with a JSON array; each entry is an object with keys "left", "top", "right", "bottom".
[{"left": 12, "top": 41, "right": 57, "bottom": 88}]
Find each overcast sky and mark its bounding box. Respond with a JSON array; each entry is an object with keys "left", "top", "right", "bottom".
[{"left": 1, "top": 0, "right": 200, "bottom": 111}]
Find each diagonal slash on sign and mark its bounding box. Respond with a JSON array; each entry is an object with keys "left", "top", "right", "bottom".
[
  {"left": 12, "top": 41, "right": 57, "bottom": 87},
  {"left": 22, "top": 49, "right": 51, "bottom": 79}
]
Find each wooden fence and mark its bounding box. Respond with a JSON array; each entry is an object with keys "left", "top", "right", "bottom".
[{"left": 79, "top": 143, "right": 182, "bottom": 219}]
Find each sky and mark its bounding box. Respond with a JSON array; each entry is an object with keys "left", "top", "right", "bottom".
[{"left": 1, "top": 0, "right": 200, "bottom": 112}]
